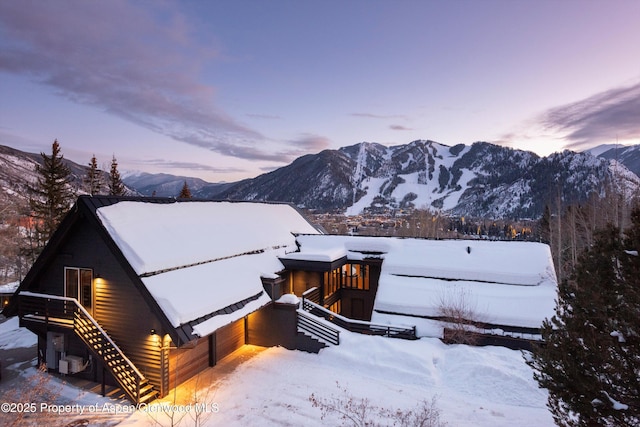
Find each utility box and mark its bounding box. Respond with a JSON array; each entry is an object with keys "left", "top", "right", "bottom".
[
  {"left": 46, "top": 332, "right": 65, "bottom": 370},
  {"left": 59, "top": 355, "right": 84, "bottom": 374}
]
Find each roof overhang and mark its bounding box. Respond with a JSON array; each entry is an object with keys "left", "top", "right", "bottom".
[{"left": 279, "top": 255, "right": 348, "bottom": 272}]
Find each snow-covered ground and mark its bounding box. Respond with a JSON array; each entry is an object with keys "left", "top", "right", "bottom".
[
  {"left": 0, "top": 316, "right": 36, "bottom": 349},
  {"left": 1, "top": 317, "right": 552, "bottom": 426},
  {"left": 194, "top": 333, "right": 553, "bottom": 427}
]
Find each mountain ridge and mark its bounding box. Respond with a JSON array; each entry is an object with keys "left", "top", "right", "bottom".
[
  {"left": 213, "top": 140, "right": 640, "bottom": 218},
  {"left": 1, "top": 141, "right": 639, "bottom": 220}
]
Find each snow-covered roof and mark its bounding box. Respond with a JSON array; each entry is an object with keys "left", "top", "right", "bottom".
[
  {"left": 0, "top": 281, "right": 19, "bottom": 294},
  {"left": 294, "top": 235, "right": 558, "bottom": 329},
  {"left": 97, "top": 201, "right": 319, "bottom": 275},
  {"left": 96, "top": 200, "right": 320, "bottom": 336}
]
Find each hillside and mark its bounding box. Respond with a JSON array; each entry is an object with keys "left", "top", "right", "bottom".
[
  {"left": 0, "top": 144, "right": 139, "bottom": 202},
  {"left": 216, "top": 140, "right": 640, "bottom": 218},
  {"left": 2, "top": 141, "right": 639, "bottom": 220},
  {"left": 121, "top": 171, "right": 234, "bottom": 198},
  {"left": 596, "top": 144, "right": 640, "bottom": 177}
]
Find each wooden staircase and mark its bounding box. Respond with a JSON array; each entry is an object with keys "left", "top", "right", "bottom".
[
  {"left": 74, "top": 311, "right": 157, "bottom": 404},
  {"left": 18, "top": 291, "right": 157, "bottom": 404}
]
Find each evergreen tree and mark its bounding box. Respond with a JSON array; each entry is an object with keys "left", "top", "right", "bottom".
[
  {"left": 108, "top": 155, "right": 126, "bottom": 196},
  {"left": 178, "top": 181, "right": 192, "bottom": 199},
  {"left": 538, "top": 204, "right": 552, "bottom": 243},
  {"left": 28, "top": 139, "right": 75, "bottom": 253},
  {"left": 527, "top": 208, "right": 640, "bottom": 426},
  {"left": 85, "top": 154, "right": 103, "bottom": 195}
]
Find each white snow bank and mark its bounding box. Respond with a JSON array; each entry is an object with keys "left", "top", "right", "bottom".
[
  {"left": 142, "top": 251, "right": 281, "bottom": 328},
  {"left": 191, "top": 331, "right": 552, "bottom": 426},
  {"left": 0, "top": 317, "right": 37, "bottom": 349},
  {"left": 97, "top": 201, "right": 320, "bottom": 275},
  {"left": 0, "top": 317, "right": 553, "bottom": 426}
]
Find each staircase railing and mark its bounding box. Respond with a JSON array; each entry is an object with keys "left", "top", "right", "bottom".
[
  {"left": 301, "top": 294, "right": 417, "bottom": 340},
  {"left": 297, "top": 310, "right": 340, "bottom": 345},
  {"left": 19, "top": 291, "right": 155, "bottom": 403},
  {"left": 301, "top": 287, "right": 321, "bottom": 304}
]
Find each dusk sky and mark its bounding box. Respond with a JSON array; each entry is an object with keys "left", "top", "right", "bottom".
[{"left": 1, "top": 1, "right": 639, "bottom": 182}]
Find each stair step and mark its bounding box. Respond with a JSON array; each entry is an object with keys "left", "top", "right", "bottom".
[
  {"left": 138, "top": 384, "right": 154, "bottom": 395},
  {"left": 138, "top": 391, "right": 158, "bottom": 405},
  {"left": 74, "top": 311, "right": 156, "bottom": 405}
]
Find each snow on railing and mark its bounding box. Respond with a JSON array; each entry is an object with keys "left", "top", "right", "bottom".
[
  {"left": 19, "top": 291, "right": 144, "bottom": 379},
  {"left": 301, "top": 295, "right": 417, "bottom": 339}
]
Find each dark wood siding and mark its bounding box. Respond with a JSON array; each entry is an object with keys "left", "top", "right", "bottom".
[
  {"left": 215, "top": 319, "right": 245, "bottom": 361},
  {"left": 31, "top": 216, "right": 165, "bottom": 395},
  {"left": 168, "top": 337, "right": 210, "bottom": 391},
  {"left": 246, "top": 304, "right": 297, "bottom": 349},
  {"left": 291, "top": 270, "right": 322, "bottom": 296},
  {"left": 93, "top": 281, "right": 163, "bottom": 392}
]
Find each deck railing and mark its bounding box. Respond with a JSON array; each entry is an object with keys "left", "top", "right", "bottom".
[
  {"left": 297, "top": 310, "right": 340, "bottom": 345},
  {"left": 18, "top": 291, "right": 155, "bottom": 404},
  {"left": 301, "top": 289, "right": 417, "bottom": 340},
  {"left": 301, "top": 286, "right": 321, "bottom": 304}
]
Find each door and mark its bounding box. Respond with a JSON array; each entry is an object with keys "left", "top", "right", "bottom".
[{"left": 64, "top": 267, "right": 93, "bottom": 316}]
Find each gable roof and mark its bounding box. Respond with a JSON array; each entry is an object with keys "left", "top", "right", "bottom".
[
  {"left": 96, "top": 199, "right": 320, "bottom": 276},
  {"left": 97, "top": 198, "right": 320, "bottom": 338},
  {"left": 6, "top": 196, "right": 321, "bottom": 343}
]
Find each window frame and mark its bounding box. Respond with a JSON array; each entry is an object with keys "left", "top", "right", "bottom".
[{"left": 64, "top": 266, "right": 93, "bottom": 314}]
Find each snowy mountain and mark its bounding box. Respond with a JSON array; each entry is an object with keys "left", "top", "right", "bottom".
[
  {"left": 593, "top": 144, "right": 640, "bottom": 177},
  {"left": 0, "top": 144, "right": 133, "bottom": 202},
  {"left": 3, "top": 141, "right": 639, "bottom": 219},
  {"left": 216, "top": 140, "right": 640, "bottom": 218},
  {"left": 121, "top": 171, "right": 234, "bottom": 198}
]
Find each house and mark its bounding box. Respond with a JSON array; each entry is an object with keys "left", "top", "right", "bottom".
[
  {"left": 3, "top": 195, "right": 558, "bottom": 403},
  {"left": 284, "top": 234, "right": 558, "bottom": 347},
  {"left": 3, "top": 196, "right": 324, "bottom": 403}
]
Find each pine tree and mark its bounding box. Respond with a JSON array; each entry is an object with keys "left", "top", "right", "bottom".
[
  {"left": 178, "top": 181, "right": 192, "bottom": 199},
  {"left": 527, "top": 208, "right": 640, "bottom": 426},
  {"left": 108, "top": 155, "right": 126, "bottom": 196},
  {"left": 85, "top": 154, "right": 103, "bottom": 195},
  {"left": 28, "top": 139, "right": 75, "bottom": 251}
]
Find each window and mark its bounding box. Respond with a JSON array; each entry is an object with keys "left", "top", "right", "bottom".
[
  {"left": 65, "top": 267, "right": 93, "bottom": 312},
  {"left": 323, "top": 263, "right": 370, "bottom": 297},
  {"left": 323, "top": 267, "right": 341, "bottom": 298},
  {"left": 342, "top": 263, "right": 369, "bottom": 290}
]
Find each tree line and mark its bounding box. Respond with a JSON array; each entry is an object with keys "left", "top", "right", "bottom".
[
  {"left": 0, "top": 139, "right": 196, "bottom": 283},
  {"left": 0, "top": 140, "right": 127, "bottom": 281}
]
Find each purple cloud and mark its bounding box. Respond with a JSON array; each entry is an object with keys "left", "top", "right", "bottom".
[
  {"left": 246, "top": 113, "right": 282, "bottom": 120},
  {"left": 285, "top": 134, "right": 331, "bottom": 155},
  {"left": 351, "top": 112, "right": 406, "bottom": 119},
  {"left": 539, "top": 82, "right": 640, "bottom": 150},
  {"left": 390, "top": 124, "right": 413, "bottom": 131},
  {"left": 134, "top": 159, "right": 245, "bottom": 174},
  {"left": 0, "top": 1, "right": 285, "bottom": 161}
]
